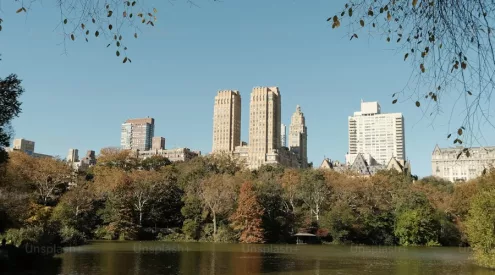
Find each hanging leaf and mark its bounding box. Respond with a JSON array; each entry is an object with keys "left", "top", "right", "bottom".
[
  {"left": 95, "top": 31, "right": 100, "bottom": 37},
  {"left": 117, "top": 41, "right": 120, "bottom": 47},
  {"left": 116, "top": 50, "right": 120, "bottom": 57},
  {"left": 412, "top": 0, "right": 418, "bottom": 7},
  {"left": 458, "top": 128, "right": 463, "bottom": 135},
  {"left": 348, "top": 8, "right": 353, "bottom": 17},
  {"left": 404, "top": 53, "right": 409, "bottom": 61},
  {"left": 132, "top": 1, "right": 136, "bottom": 6},
  {"left": 392, "top": 99, "right": 398, "bottom": 104},
  {"left": 467, "top": 91, "right": 472, "bottom": 95},
  {"left": 92, "top": 18, "right": 96, "bottom": 24},
  {"left": 123, "top": 57, "right": 128, "bottom": 63},
  {"left": 64, "top": 19, "right": 68, "bottom": 24},
  {"left": 447, "top": 134, "right": 452, "bottom": 139},
  {"left": 107, "top": 11, "right": 113, "bottom": 17},
  {"left": 360, "top": 19, "right": 364, "bottom": 27},
  {"left": 109, "top": 24, "right": 113, "bottom": 30},
  {"left": 70, "top": 34, "right": 75, "bottom": 41},
  {"left": 81, "top": 23, "right": 85, "bottom": 29},
  {"left": 153, "top": 8, "right": 158, "bottom": 13},
  {"left": 16, "top": 7, "right": 24, "bottom": 13},
  {"left": 420, "top": 63, "right": 425, "bottom": 73},
  {"left": 123, "top": 11, "right": 127, "bottom": 17},
  {"left": 134, "top": 33, "right": 138, "bottom": 38},
  {"left": 415, "top": 101, "right": 420, "bottom": 107}
]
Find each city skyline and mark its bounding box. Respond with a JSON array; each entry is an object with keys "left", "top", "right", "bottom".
[{"left": 4, "top": 0, "right": 495, "bottom": 177}]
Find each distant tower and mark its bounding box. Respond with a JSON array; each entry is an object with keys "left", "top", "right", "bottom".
[
  {"left": 120, "top": 117, "right": 155, "bottom": 151},
  {"left": 281, "top": 124, "right": 287, "bottom": 148},
  {"left": 248, "top": 87, "right": 281, "bottom": 169},
  {"left": 289, "top": 105, "right": 308, "bottom": 168},
  {"left": 152, "top": 137, "right": 166, "bottom": 150},
  {"left": 67, "top": 148, "right": 79, "bottom": 162},
  {"left": 212, "top": 90, "right": 241, "bottom": 153}
]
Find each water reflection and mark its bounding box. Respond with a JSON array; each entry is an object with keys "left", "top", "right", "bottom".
[{"left": 38, "top": 242, "right": 495, "bottom": 274}]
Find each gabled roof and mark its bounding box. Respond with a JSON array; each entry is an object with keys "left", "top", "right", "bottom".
[
  {"left": 350, "top": 153, "right": 371, "bottom": 175},
  {"left": 319, "top": 158, "right": 333, "bottom": 169}
]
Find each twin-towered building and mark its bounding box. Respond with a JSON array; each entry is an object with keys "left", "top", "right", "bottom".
[{"left": 212, "top": 87, "right": 308, "bottom": 170}]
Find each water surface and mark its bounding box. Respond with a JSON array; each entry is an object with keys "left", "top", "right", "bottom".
[{"left": 17, "top": 241, "right": 495, "bottom": 274}]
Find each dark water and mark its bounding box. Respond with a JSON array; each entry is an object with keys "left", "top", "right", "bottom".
[{"left": 11, "top": 241, "right": 495, "bottom": 274}]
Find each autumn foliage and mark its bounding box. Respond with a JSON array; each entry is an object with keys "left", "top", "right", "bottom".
[{"left": 230, "top": 181, "right": 264, "bottom": 244}]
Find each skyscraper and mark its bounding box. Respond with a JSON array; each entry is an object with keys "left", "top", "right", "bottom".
[
  {"left": 281, "top": 124, "right": 287, "bottom": 148},
  {"left": 346, "top": 101, "right": 405, "bottom": 165},
  {"left": 289, "top": 105, "right": 308, "bottom": 168},
  {"left": 212, "top": 90, "right": 241, "bottom": 153},
  {"left": 67, "top": 148, "right": 79, "bottom": 162},
  {"left": 248, "top": 87, "right": 281, "bottom": 168},
  {"left": 120, "top": 117, "right": 155, "bottom": 151}
]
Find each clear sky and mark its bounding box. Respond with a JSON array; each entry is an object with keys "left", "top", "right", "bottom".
[{"left": 1, "top": 0, "right": 494, "bottom": 177}]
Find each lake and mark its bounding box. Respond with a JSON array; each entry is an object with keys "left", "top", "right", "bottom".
[{"left": 9, "top": 241, "right": 495, "bottom": 274}]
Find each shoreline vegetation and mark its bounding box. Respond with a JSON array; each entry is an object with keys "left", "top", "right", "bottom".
[{"left": 1, "top": 149, "right": 495, "bottom": 268}]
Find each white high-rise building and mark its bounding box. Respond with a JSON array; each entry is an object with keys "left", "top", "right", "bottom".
[
  {"left": 281, "top": 124, "right": 287, "bottom": 148},
  {"left": 289, "top": 105, "right": 308, "bottom": 168},
  {"left": 346, "top": 101, "right": 405, "bottom": 166},
  {"left": 212, "top": 90, "right": 241, "bottom": 153},
  {"left": 120, "top": 117, "right": 155, "bottom": 151}
]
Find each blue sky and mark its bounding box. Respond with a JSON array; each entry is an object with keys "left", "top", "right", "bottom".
[{"left": 1, "top": 0, "right": 494, "bottom": 177}]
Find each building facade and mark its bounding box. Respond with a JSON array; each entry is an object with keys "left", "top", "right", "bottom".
[
  {"left": 431, "top": 145, "right": 495, "bottom": 182},
  {"left": 247, "top": 87, "right": 282, "bottom": 169},
  {"left": 281, "top": 124, "right": 287, "bottom": 148},
  {"left": 137, "top": 148, "right": 201, "bottom": 162},
  {"left": 212, "top": 90, "right": 241, "bottom": 153},
  {"left": 13, "top": 138, "right": 35, "bottom": 155},
  {"left": 289, "top": 105, "right": 308, "bottom": 168},
  {"left": 346, "top": 101, "right": 405, "bottom": 166},
  {"left": 152, "top": 137, "right": 166, "bottom": 150},
  {"left": 120, "top": 117, "right": 155, "bottom": 151}
]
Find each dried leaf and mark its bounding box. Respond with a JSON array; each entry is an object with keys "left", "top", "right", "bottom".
[
  {"left": 71, "top": 34, "right": 75, "bottom": 41},
  {"left": 392, "top": 99, "right": 398, "bottom": 104},
  {"left": 415, "top": 101, "right": 420, "bottom": 107},
  {"left": 458, "top": 128, "right": 463, "bottom": 135},
  {"left": 123, "top": 57, "right": 128, "bottom": 63},
  {"left": 360, "top": 19, "right": 364, "bottom": 27}
]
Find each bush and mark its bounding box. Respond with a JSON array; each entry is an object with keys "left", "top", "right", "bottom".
[
  {"left": 2, "top": 226, "right": 45, "bottom": 247},
  {"left": 182, "top": 219, "right": 200, "bottom": 240},
  {"left": 59, "top": 226, "right": 87, "bottom": 246},
  {"left": 158, "top": 232, "right": 187, "bottom": 242},
  {"left": 93, "top": 226, "right": 115, "bottom": 240},
  {"left": 215, "top": 225, "right": 237, "bottom": 243},
  {"left": 466, "top": 189, "right": 495, "bottom": 268},
  {"left": 394, "top": 206, "right": 440, "bottom": 246}
]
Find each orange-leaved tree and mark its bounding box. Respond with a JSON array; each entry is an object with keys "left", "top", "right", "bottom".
[{"left": 230, "top": 181, "right": 264, "bottom": 244}]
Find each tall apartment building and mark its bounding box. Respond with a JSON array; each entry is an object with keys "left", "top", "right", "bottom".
[
  {"left": 432, "top": 145, "right": 495, "bottom": 182},
  {"left": 121, "top": 117, "right": 155, "bottom": 151},
  {"left": 247, "top": 87, "right": 282, "bottom": 168},
  {"left": 289, "top": 105, "right": 308, "bottom": 168},
  {"left": 212, "top": 90, "right": 241, "bottom": 153},
  {"left": 281, "top": 124, "right": 287, "bottom": 148},
  {"left": 13, "top": 138, "right": 35, "bottom": 155},
  {"left": 346, "top": 101, "right": 405, "bottom": 166},
  {"left": 152, "top": 137, "right": 166, "bottom": 150},
  {"left": 67, "top": 148, "right": 79, "bottom": 162}
]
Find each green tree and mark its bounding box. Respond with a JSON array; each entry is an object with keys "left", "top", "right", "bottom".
[
  {"left": 466, "top": 188, "right": 495, "bottom": 268},
  {"left": 198, "top": 174, "right": 237, "bottom": 240},
  {"left": 0, "top": 73, "right": 24, "bottom": 164}
]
